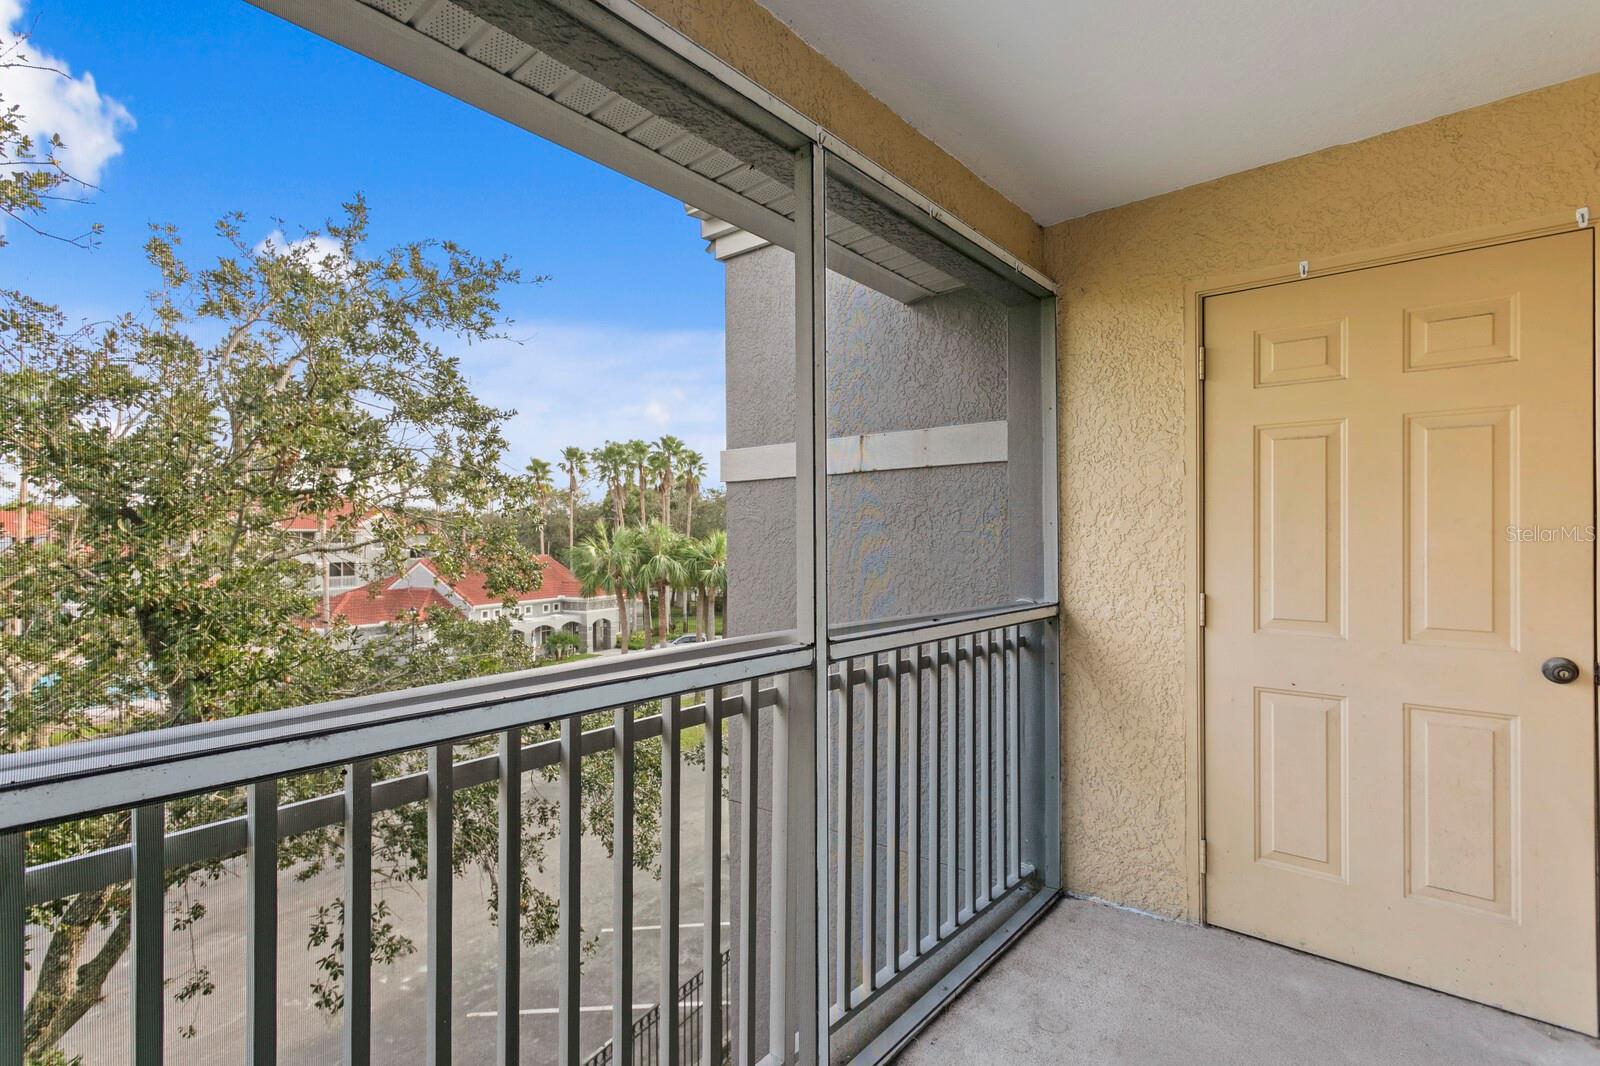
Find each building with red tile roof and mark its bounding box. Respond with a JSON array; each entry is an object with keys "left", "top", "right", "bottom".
[
  {"left": 310, "top": 553, "right": 632, "bottom": 652},
  {"left": 0, "top": 507, "right": 55, "bottom": 547},
  {"left": 321, "top": 583, "right": 456, "bottom": 628}
]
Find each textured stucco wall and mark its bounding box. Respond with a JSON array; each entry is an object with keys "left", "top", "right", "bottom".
[
  {"left": 722, "top": 244, "right": 1012, "bottom": 631},
  {"left": 631, "top": 0, "right": 1044, "bottom": 272},
  {"left": 723, "top": 244, "right": 798, "bottom": 636},
  {"left": 1045, "top": 72, "right": 1600, "bottom": 919}
]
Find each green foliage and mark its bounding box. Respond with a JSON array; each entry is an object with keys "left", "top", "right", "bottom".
[
  {"left": 542, "top": 628, "right": 583, "bottom": 659},
  {"left": 1, "top": 198, "right": 544, "bottom": 744},
  {"left": 0, "top": 195, "right": 671, "bottom": 1058}
]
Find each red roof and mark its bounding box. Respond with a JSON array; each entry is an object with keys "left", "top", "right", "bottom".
[
  {"left": 0, "top": 507, "right": 53, "bottom": 541},
  {"left": 321, "top": 583, "right": 455, "bottom": 628},
  {"left": 309, "top": 554, "right": 587, "bottom": 629},
  {"left": 278, "top": 501, "right": 384, "bottom": 533},
  {"left": 414, "top": 555, "right": 585, "bottom": 606}
]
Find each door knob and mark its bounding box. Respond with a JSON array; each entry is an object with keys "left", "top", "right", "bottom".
[{"left": 1541, "top": 657, "right": 1582, "bottom": 684}]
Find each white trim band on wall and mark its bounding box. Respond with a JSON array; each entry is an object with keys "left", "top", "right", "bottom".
[{"left": 720, "top": 420, "right": 1007, "bottom": 483}]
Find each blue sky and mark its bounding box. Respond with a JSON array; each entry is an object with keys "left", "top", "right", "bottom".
[{"left": 2, "top": 0, "right": 729, "bottom": 477}]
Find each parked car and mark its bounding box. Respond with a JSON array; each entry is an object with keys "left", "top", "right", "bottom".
[{"left": 669, "top": 634, "right": 702, "bottom": 645}]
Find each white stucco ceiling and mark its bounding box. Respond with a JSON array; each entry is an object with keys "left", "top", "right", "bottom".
[{"left": 754, "top": 0, "right": 1600, "bottom": 225}]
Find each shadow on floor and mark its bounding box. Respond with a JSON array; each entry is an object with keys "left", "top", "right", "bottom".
[{"left": 900, "top": 897, "right": 1600, "bottom": 1065}]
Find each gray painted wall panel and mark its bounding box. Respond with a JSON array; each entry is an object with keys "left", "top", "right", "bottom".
[{"left": 723, "top": 245, "right": 1015, "bottom": 632}]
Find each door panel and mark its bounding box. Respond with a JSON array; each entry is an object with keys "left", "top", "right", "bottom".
[
  {"left": 1204, "top": 230, "right": 1597, "bottom": 1033},
  {"left": 1405, "top": 407, "right": 1516, "bottom": 648},
  {"left": 1257, "top": 420, "right": 1345, "bottom": 636}
]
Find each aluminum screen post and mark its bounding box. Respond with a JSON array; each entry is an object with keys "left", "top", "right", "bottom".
[
  {"left": 794, "top": 139, "right": 829, "bottom": 1064},
  {"left": 246, "top": 779, "right": 278, "bottom": 1066},
  {"left": 1, "top": 832, "right": 22, "bottom": 1066}
]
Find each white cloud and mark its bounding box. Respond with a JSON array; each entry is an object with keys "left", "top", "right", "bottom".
[
  {"left": 0, "top": 0, "right": 134, "bottom": 192},
  {"left": 456, "top": 319, "right": 728, "bottom": 487},
  {"left": 252, "top": 229, "right": 347, "bottom": 275},
  {"left": 253, "top": 229, "right": 342, "bottom": 259}
]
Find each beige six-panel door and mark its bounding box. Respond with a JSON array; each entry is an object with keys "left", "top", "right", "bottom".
[{"left": 1203, "top": 229, "right": 1597, "bottom": 1033}]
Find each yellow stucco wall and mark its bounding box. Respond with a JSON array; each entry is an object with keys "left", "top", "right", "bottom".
[
  {"left": 1045, "top": 72, "right": 1600, "bottom": 918},
  {"left": 632, "top": 0, "right": 1045, "bottom": 272}
]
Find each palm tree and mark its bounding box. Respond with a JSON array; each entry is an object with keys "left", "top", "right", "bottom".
[
  {"left": 526, "top": 457, "right": 554, "bottom": 555},
  {"left": 670, "top": 525, "right": 700, "bottom": 633},
  {"left": 648, "top": 448, "right": 672, "bottom": 529},
  {"left": 570, "top": 520, "right": 641, "bottom": 653},
  {"left": 625, "top": 439, "right": 651, "bottom": 526},
  {"left": 558, "top": 446, "right": 588, "bottom": 555},
  {"left": 591, "top": 442, "right": 629, "bottom": 530},
  {"left": 651, "top": 434, "right": 686, "bottom": 528},
  {"left": 648, "top": 448, "right": 671, "bottom": 528},
  {"left": 635, "top": 520, "right": 686, "bottom": 648},
  {"left": 679, "top": 449, "right": 706, "bottom": 536},
  {"left": 693, "top": 529, "right": 727, "bottom": 639}
]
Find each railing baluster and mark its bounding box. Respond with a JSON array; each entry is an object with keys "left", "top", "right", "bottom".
[
  {"left": 782, "top": 664, "right": 821, "bottom": 1066},
  {"left": 985, "top": 627, "right": 998, "bottom": 889},
  {"left": 884, "top": 652, "right": 901, "bottom": 983},
  {"left": 737, "top": 679, "right": 759, "bottom": 1066},
  {"left": 344, "top": 761, "right": 372, "bottom": 1066},
  {"left": 906, "top": 648, "right": 922, "bottom": 966},
  {"left": 560, "top": 717, "right": 582, "bottom": 1065},
  {"left": 131, "top": 802, "right": 165, "bottom": 1066},
  {"left": 0, "top": 831, "right": 20, "bottom": 1066},
  {"left": 985, "top": 631, "right": 998, "bottom": 899},
  {"left": 979, "top": 627, "right": 992, "bottom": 902},
  {"left": 1007, "top": 626, "right": 1022, "bottom": 886},
  {"left": 246, "top": 779, "right": 278, "bottom": 1066},
  {"left": 768, "top": 680, "right": 789, "bottom": 1063},
  {"left": 861, "top": 656, "right": 877, "bottom": 993},
  {"left": 704, "top": 687, "right": 725, "bottom": 1066},
  {"left": 975, "top": 633, "right": 991, "bottom": 912},
  {"left": 834, "top": 664, "right": 852, "bottom": 1014},
  {"left": 498, "top": 729, "right": 522, "bottom": 1066},
  {"left": 938, "top": 641, "right": 955, "bottom": 939},
  {"left": 661, "top": 696, "right": 681, "bottom": 1066},
  {"left": 962, "top": 636, "right": 977, "bottom": 924},
  {"left": 428, "top": 743, "right": 454, "bottom": 1066},
  {"left": 614, "top": 706, "right": 635, "bottom": 1066}
]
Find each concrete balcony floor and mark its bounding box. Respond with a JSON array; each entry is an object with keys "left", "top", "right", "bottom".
[{"left": 901, "top": 898, "right": 1600, "bottom": 1065}]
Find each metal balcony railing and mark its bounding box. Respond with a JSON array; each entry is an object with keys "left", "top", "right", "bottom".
[
  {"left": 0, "top": 606, "right": 1059, "bottom": 1066},
  {"left": 830, "top": 626, "right": 1027, "bottom": 1013},
  {"left": 823, "top": 608, "right": 1059, "bottom": 1060}
]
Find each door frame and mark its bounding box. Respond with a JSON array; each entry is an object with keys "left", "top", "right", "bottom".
[{"left": 1181, "top": 209, "right": 1599, "bottom": 941}]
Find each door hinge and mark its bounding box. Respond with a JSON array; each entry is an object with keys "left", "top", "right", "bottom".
[
  {"left": 1197, "top": 592, "right": 1207, "bottom": 627},
  {"left": 1199, "top": 839, "right": 1208, "bottom": 876},
  {"left": 1197, "top": 346, "right": 1206, "bottom": 381}
]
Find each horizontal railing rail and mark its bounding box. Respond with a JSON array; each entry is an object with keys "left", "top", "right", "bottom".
[
  {"left": 0, "top": 634, "right": 810, "bottom": 831},
  {"left": 825, "top": 602, "right": 1057, "bottom": 662},
  {"left": 19, "top": 688, "right": 776, "bottom": 907}
]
